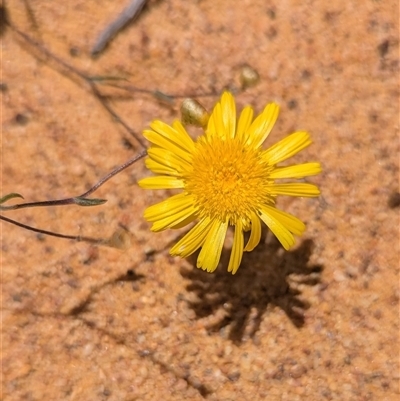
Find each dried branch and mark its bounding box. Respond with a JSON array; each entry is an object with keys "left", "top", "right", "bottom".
[{"left": 91, "top": 0, "right": 148, "bottom": 55}]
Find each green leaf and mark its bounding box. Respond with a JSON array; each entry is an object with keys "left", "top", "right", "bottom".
[
  {"left": 0, "top": 192, "right": 24, "bottom": 205},
  {"left": 73, "top": 197, "right": 107, "bottom": 207}
]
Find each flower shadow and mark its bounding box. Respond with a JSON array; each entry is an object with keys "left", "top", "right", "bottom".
[{"left": 180, "top": 235, "right": 323, "bottom": 345}]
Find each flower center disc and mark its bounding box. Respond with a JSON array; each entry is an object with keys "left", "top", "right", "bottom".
[{"left": 185, "top": 136, "right": 273, "bottom": 223}]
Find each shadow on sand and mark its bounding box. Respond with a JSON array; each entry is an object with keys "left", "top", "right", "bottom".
[{"left": 181, "top": 234, "right": 323, "bottom": 345}]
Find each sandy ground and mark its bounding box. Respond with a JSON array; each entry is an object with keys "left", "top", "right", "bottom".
[{"left": 1, "top": 1, "right": 399, "bottom": 400}]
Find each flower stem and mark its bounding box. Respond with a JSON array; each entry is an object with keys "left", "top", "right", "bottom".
[
  {"left": 1, "top": 151, "right": 147, "bottom": 211},
  {"left": 0, "top": 214, "right": 101, "bottom": 243}
]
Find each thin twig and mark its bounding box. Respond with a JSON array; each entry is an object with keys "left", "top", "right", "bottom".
[
  {"left": 2, "top": 21, "right": 151, "bottom": 240},
  {"left": 1, "top": 151, "right": 147, "bottom": 211},
  {"left": 0, "top": 214, "right": 102, "bottom": 243},
  {"left": 90, "top": 84, "right": 146, "bottom": 147},
  {"left": 104, "top": 81, "right": 219, "bottom": 99},
  {"left": 80, "top": 149, "right": 147, "bottom": 198},
  {"left": 91, "top": 0, "right": 148, "bottom": 55},
  {"left": 7, "top": 20, "right": 147, "bottom": 148}
]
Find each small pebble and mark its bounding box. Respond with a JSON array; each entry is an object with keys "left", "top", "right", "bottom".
[
  {"left": 333, "top": 270, "right": 346, "bottom": 282},
  {"left": 289, "top": 364, "right": 306, "bottom": 379},
  {"left": 240, "top": 65, "right": 260, "bottom": 89}
]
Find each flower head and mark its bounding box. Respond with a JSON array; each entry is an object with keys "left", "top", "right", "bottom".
[{"left": 139, "top": 92, "right": 321, "bottom": 274}]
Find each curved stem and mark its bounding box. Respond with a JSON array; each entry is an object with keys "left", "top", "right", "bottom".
[
  {"left": 0, "top": 214, "right": 102, "bottom": 244},
  {"left": 1, "top": 150, "right": 147, "bottom": 211},
  {"left": 80, "top": 150, "right": 147, "bottom": 198}
]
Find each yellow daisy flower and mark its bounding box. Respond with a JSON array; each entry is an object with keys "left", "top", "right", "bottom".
[{"left": 139, "top": 92, "right": 321, "bottom": 274}]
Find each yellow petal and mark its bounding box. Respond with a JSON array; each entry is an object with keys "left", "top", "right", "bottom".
[
  {"left": 206, "top": 102, "right": 220, "bottom": 138},
  {"left": 259, "top": 213, "right": 293, "bottom": 249},
  {"left": 263, "top": 131, "right": 312, "bottom": 165},
  {"left": 197, "top": 219, "right": 228, "bottom": 272},
  {"left": 151, "top": 120, "right": 195, "bottom": 152},
  {"left": 172, "top": 120, "right": 196, "bottom": 151},
  {"left": 169, "top": 214, "right": 198, "bottom": 229},
  {"left": 138, "top": 176, "right": 184, "bottom": 189},
  {"left": 236, "top": 106, "right": 254, "bottom": 142},
  {"left": 170, "top": 217, "right": 212, "bottom": 257},
  {"left": 242, "top": 217, "right": 252, "bottom": 232},
  {"left": 206, "top": 92, "right": 236, "bottom": 140},
  {"left": 151, "top": 205, "right": 197, "bottom": 232},
  {"left": 220, "top": 91, "right": 236, "bottom": 139},
  {"left": 145, "top": 158, "right": 177, "bottom": 175},
  {"left": 259, "top": 205, "right": 306, "bottom": 250},
  {"left": 261, "top": 204, "right": 305, "bottom": 237},
  {"left": 245, "top": 102, "right": 280, "bottom": 148},
  {"left": 269, "top": 162, "right": 322, "bottom": 179},
  {"left": 268, "top": 183, "right": 321, "bottom": 197},
  {"left": 147, "top": 147, "right": 191, "bottom": 173},
  {"left": 244, "top": 212, "right": 262, "bottom": 252},
  {"left": 144, "top": 193, "right": 193, "bottom": 222},
  {"left": 144, "top": 129, "right": 193, "bottom": 164},
  {"left": 228, "top": 221, "right": 244, "bottom": 274}
]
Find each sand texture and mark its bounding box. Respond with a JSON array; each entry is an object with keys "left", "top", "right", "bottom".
[{"left": 2, "top": 1, "right": 399, "bottom": 400}]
